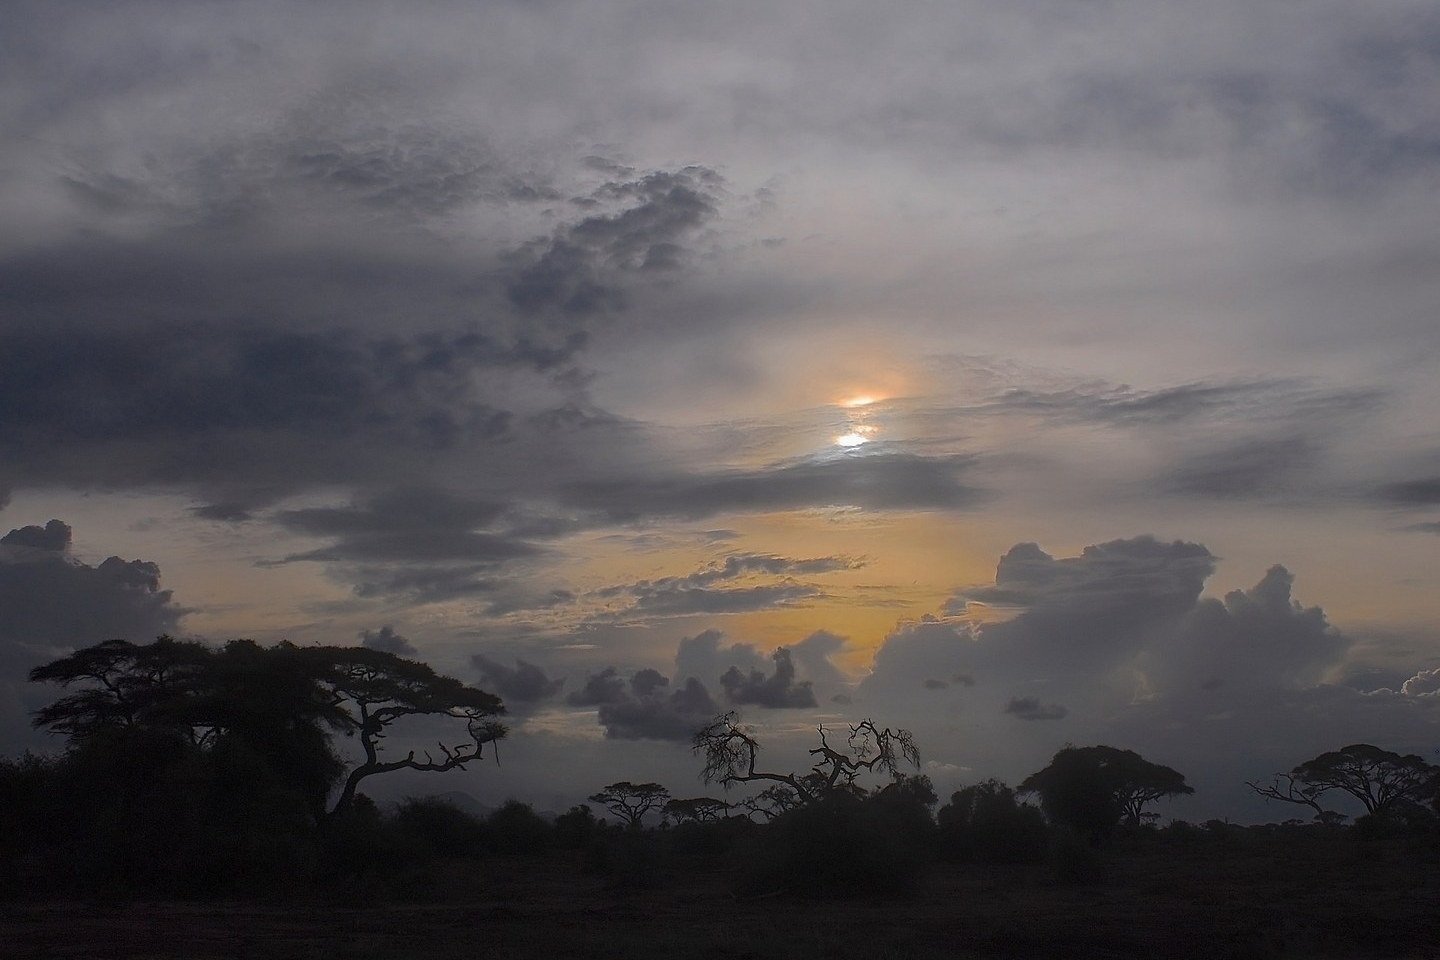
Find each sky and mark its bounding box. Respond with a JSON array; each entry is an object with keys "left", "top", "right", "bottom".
[{"left": 3, "top": 0, "right": 1439, "bottom": 821}]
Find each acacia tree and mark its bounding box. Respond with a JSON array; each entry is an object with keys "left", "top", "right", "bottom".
[
  {"left": 29, "top": 637, "right": 506, "bottom": 822},
  {"left": 30, "top": 636, "right": 213, "bottom": 740},
  {"left": 589, "top": 781, "right": 671, "bottom": 828},
  {"left": 311, "top": 646, "right": 506, "bottom": 819},
  {"left": 1019, "top": 745, "right": 1192, "bottom": 840},
  {"left": 663, "top": 796, "right": 732, "bottom": 824},
  {"left": 693, "top": 711, "right": 920, "bottom": 806},
  {"left": 1250, "top": 744, "right": 1438, "bottom": 819}
]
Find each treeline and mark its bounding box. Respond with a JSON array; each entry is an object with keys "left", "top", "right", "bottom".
[{"left": 2, "top": 637, "right": 1439, "bottom": 900}]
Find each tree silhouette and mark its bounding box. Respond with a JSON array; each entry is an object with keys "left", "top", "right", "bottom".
[
  {"left": 314, "top": 646, "right": 506, "bottom": 818},
  {"left": 29, "top": 636, "right": 506, "bottom": 822},
  {"left": 663, "top": 796, "right": 732, "bottom": 824},
  {"left": 589, "top": 781, "right": 671, "bottom": 828},
  {"left": 1250, "top": 744, "right": 1438, "bottom": 818},
  {"left": 694, "top": 711, "right": 919, "bottom": 804},
  {"left": 1020, "top": 745, "right": 1192, "bottom": 841}
]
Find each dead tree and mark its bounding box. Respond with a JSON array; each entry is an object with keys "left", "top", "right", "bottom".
[{"left": 693, "top": 711, "right": 919, "bottom": 806}]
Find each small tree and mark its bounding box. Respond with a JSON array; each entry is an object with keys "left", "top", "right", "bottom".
[
  {"left": 29, "top": 637, "right": 507, "bottom": 823},
  {"left": 694, "top": 711, "right": 920, "bottom": 804},
  {"left": 1020, "top": 745, "right": 1192, "bottom": 841},
  {"left": 663, "top": 797, "right": 732, "bottom": 824},
  {"left": 313, "top": 646, "right": 506, "bottom": 819},
  {"left": 589, "top": 781, "right": 671, "bottom": 828},
  {"left": 1251, "top": 744, "right": 1438, "bottom": 819}
]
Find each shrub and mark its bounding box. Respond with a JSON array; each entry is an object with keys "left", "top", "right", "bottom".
[
  {"left": 393, "top": 796, "right": 489, "bottom": 859},
  {"left": 486, "top": 800, "right": 552, "bottom": 855},
  {"left": 734, "top": 793, "right": 932, "bottom": 896},
  {"left": 937, "top": 780, "right": 1048, "bottom": 864}
]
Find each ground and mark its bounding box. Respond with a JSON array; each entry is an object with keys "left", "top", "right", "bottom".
[{"left": 4, "top": 836, "right": 1438, "bottom": 959}]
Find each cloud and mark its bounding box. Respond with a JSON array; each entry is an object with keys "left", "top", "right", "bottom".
[
  {"left": 470, "top": 654, "right": 565, "bottom": 708},
  {"left": 565, "top": 451, "right": 985, "bottom": 521},
  {"left": 1160, "top": 437, "right": 1318, "bottom": 500},
  {"left": 590, "top": 553, "right": 859, "bottom": 620},
  {"left": 1402, "top": 521, "right": 1440, "bottom": 534},
  {"left": 0, "top": 519, "right": 187, "bottom": 754},
  {"left": 1400, "top": 668, "right": 1440, "bottom": 698},
  {"left": 566, "top": 667, "right": 629, "bottom": 707},
  {"left": 506, "top": 167, "right": 720, "bottom": 315},
  {"left": 0, "top": 519, "right": 72, "bottom": 552},
  {"left": 720, "top": 647, "right": 817, "bottom": 709},
  {"left": 0, "top": 520, "right": 185, "bottom": 653},
  {"left": 1003, "top": 696, "right": 1067, "bottom": 721},
  {"left": 982, "top": 379, "right": 1382, "bottom": 428},
  {"left": 580, "top": 668, "right": 718, "bottom": 742},
  {"left": 272, "top": 488, "right": 531, "bottom": 564},
  {"left": 1380, "top": 477, "right": 1440, "bottom": 506},
  {"left": 358, "top": 625, "right": 416, "bottom": 656}
]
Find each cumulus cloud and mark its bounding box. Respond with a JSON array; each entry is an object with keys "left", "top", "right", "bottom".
[
  {"left": 358, "top": 625, "right": 416, "bottom": 656},
  {"left": 470, "top": 654, "right": 565, "bottom": 709},
  {"left": 1003, "top": 696, "right": 1067, "bottom": 721},
  {"left": 0, "top": 520, "right": 185, "bottom": 654},
  {"left": 0, "top": 519, "right": 187, "bottom": 754},
  {"left": 1400, "top": 669, "right": 1440, "bottom": 698},
  {"left": 568, "top": 666, "right": 718, "bottom": 741},
  {"left": 0, "top": 519, "right": 72, "bottom": 552},
  {"left": 720, "top": 647, "right": 817, "bottom": 709},
  {"left": 566, "top": 667, "right": 629, "bottom": 707}
]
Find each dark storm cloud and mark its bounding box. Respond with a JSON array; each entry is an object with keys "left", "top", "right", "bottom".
[
  {"left": 720, "top": 647, "right": 817, "bottom": 709},
  {"left": 1002, "top": 697, "right": 1067, "bottom": 721},
  {"left": 470, "top": 654, "right": 565, "bottom": 707},
  {"left": 1160, "top": 437, "right": 1318, "bottom": 500},
  {"left": 565, "top": 452, "right": 984, "bottom": 521},
  {"left": 358, "top": 624, "right": 416, "bottom": 656},
  {"left": 0, "top": 129, "right": 718, "bottom": 510},
  {"left": 506, "top": 167, "right": 720, "bottom": 316},
  {"left": 0, "top": 520, "right": 184, "bottom": 652},
  {"left": 566, "top": 664, "right": 717, "bottom": 741},
  {"left": 597, "top": 676, "right": 717, "bottom": 741},
  {"left": 0, "top": 519, "right": 72, "bottom": 552},
  {"left": 566, "top": 667, "right": 629, "bottom": 707},
  {"left": 272, "top": 488, "right": 535, "bottom": 564},
  {"left": 0, "top": 519, "right": 187, "bottom": 754}
]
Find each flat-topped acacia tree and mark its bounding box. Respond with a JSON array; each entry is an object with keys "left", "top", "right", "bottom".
[
  {"left": 589, "top": 781, "right": 671, "bottom": 828},
  {"left": 29, "top": 636, "right": 506, "bottom": 822}
]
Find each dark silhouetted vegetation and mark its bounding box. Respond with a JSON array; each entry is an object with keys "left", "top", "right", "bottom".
[
  {"left": 936, "top": 779, "right": 1048, "bottom": 864},
  {"left": 6, "top": 651, "right": 1440, "bottom": 960},
  {"left": 1019, "top": 744, "right": 1193, "bottom": 842}
]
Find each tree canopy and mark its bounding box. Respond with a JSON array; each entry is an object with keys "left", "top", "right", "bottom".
[
  {"left": 29, "top": 636, "right": 506, "bottom": 821},
  {"left": 1019, "top": 745, "right": 1192, "bottom": 840},
  {"left": 1251, "top": 744, "right": 1438, "bottom": 818}
]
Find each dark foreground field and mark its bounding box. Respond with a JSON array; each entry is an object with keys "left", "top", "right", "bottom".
[{"left": 4, "top": 836, "right": 1438, "bottom": 960}]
